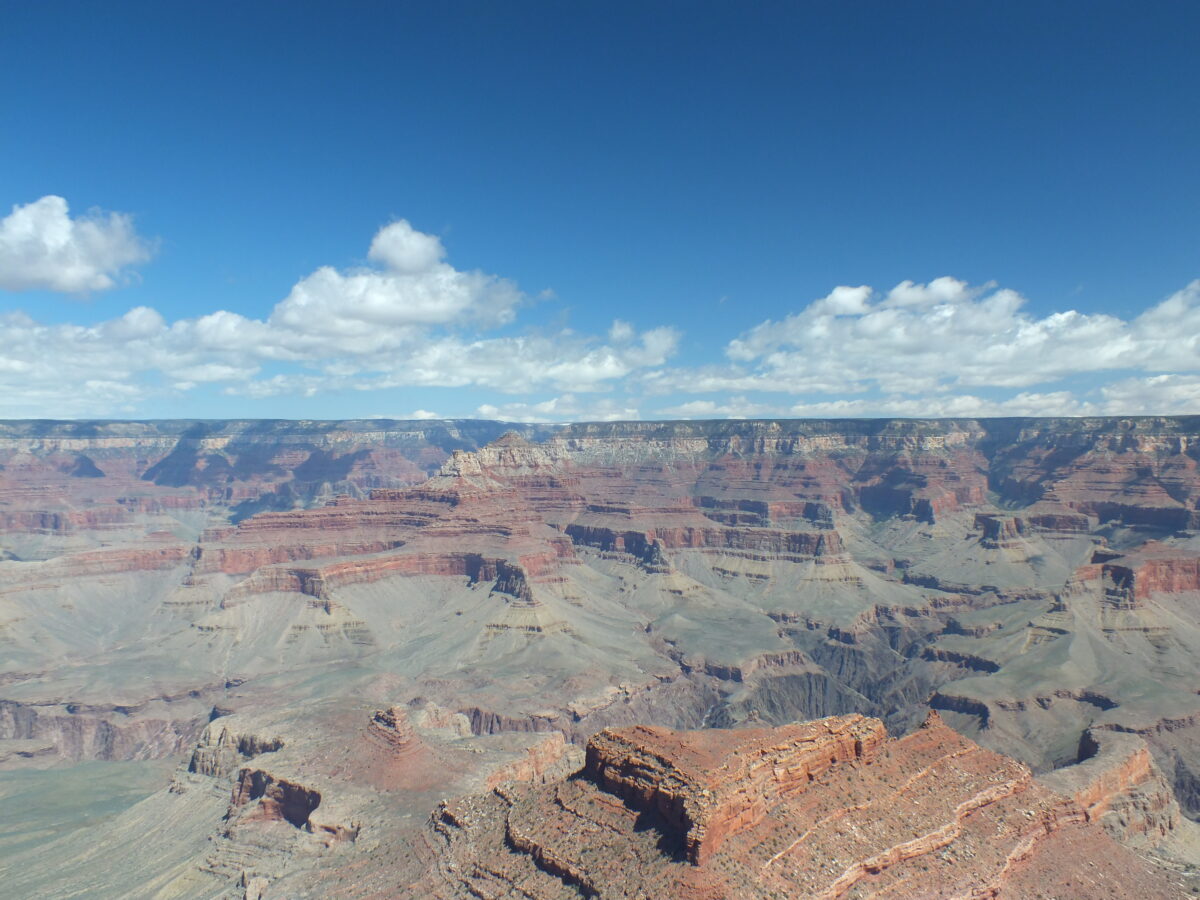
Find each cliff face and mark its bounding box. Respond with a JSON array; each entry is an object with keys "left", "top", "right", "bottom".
[
  {"left": 6, "top": 415, "right": 1200, "bottom": 575},
  {"left": 188, "top": 720, "right": 284, "bottom": 778},
  {"left": 6, "top": 416, "right": 1199, "bottom": 544},
  {"left": 0, "top": 419, "right": 546, "bottom": 558},
  {"left": 0, "top": 697, "right": 205, "bottom": 762},
  {"left": 584, "top": 715, "right": 886, "bottom": 864},
  {"left": 1039, "top": 727, "right": 1183, "bottom": 848},
  {"left": 1098, "top": 543, "right": 1200, "bottom": 606},
  {"left": 423, "top": 714, "right": 1189, "bottom": 899}
]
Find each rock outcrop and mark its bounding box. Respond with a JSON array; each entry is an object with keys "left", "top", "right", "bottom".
[
  {"left": 229, "top": 768, "right": 323, "bottom": 830},
  {"left": 188, "top": 720, "right": 284, "bottom": 779},
  {"left": 421, "top": 714, "right": 1188, "bottom": 899},
  {"left": 1040, "top": 727, "right": 1183, "bottom": 848},
  {"left": 584, "top": 714, "right": 886, "bottom": 864}
]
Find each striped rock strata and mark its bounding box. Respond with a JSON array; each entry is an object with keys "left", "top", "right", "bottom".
[{"left": 421, "top": 714, "right": 1188, "bottom": 899}]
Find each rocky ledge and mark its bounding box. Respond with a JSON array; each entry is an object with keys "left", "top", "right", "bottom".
[
  {"left": 421, "top": 714, "right": 1189, "bottom": 899},
  {"left": 584, "top": 714, "right": 886, "bottom": 864}
]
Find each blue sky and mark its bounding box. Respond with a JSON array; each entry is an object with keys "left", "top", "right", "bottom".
[{"left": 1, "top": 1, "right": 1197, "bottom": 421}]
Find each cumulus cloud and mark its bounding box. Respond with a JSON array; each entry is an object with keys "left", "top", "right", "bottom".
[
  {"left": 608, "top": 319, "right": 635, "bottom": 342},
  {"left": 0, "top": 196, "right": 154, "bottom": 293},
  {"left": 272, "top": 219, "right": 522, "bottom": 340},
  {"left": 810, "top": 285, "right": 872, "bottom": 316},
  {"left": 883, "top": 276, "right": 980, "bottom": 308},
  {"left": 650, "top": 391, "right": 1100, "bottom": 421},
  {"left": 652, "top": 373, "right": 1200, "bottom": 421},
  {"left": 4, "top": 202, "right": 1198, "bottom": 424},
  {"left": 666, "top": 278, "right": 1200, "bottom": 398},
  {"left": 1096, "top": 374, "right": 1200, "bottom": 414},
  {"left": 367, "top": 219, "right": 445, "bottom": 272},
  {"left": 0, "top": 218, "right": 678, "bottom": 417},
  {"left": 783, "top": 392, "right": 1094, "bottom": 419}
]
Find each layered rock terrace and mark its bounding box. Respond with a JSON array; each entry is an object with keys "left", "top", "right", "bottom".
[{"left": 425, "top": 714, "right": 1189, "bottom": 899}]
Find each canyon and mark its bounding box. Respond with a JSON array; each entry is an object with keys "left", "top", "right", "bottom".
[{"left": 1, "top": 416, "right": 1199, "bottom": 897}]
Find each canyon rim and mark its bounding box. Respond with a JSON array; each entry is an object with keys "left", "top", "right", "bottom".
[{"left": 0, "top": 417, "right": 1198, "bottom": 897}]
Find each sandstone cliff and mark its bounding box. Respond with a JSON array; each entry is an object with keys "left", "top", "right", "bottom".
[{"left": 422, "top": 713, "right": 1189, "bottom": 899}]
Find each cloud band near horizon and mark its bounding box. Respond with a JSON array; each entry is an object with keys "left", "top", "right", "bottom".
[{"left": 0, "top": 195, "right": 1197, "bottom": 422}]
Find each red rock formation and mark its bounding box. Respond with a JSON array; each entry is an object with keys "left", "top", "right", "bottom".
[
  {"left": 351, "top": 706, "right": 443, "bottom": 791},
  {"left": 1040, "top": 728, "right": 1181, "bottom": 845},
  {"left": 194, "top": 539, "right": 405, "bottom": 576},
  {"left": 8, "top": 417, "right": 1200, "bottom": 896},
  {"left": 0, "top": 507, "right": 133, "bottom": 534},
  {"left": 230, "top": 767, "right": 322, "bottom": 829},
  {"left": 421, "top": 714, "right": 1188, "bottom": 899},
  {"left": 221, "top": 551, "right": 559, "bottom": 604},
  {"left": 63, "top": 543, "right": 194, "bottom": 574},
  {"left": 1026, "top": 511, "right": 1094, "bottom": 532},
  {"left": 973, "top": 513, "right": 1028, "bottom": 548},
  {"left": 1079, "top": 541, "right": 1200, "bottom": 610},
  {"left": 0, "top": 543, "right": 194, "bottom": 593},
  {"left": 484, "top": 732, "right": 582, "bottom": 789},
  {"left": 584, "top": 714, "right": 886, "bottom": 864}
]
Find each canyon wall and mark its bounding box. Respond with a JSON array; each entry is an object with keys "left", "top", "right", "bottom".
[{"left": 4, "top": 416, "right": 1200, "bottom": 897}]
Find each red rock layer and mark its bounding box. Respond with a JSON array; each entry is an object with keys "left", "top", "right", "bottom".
[
  {"left": 1040, "top": 728, "right": 1181, "bottom": 845},
  {"left": 230, "top": 767, "right": 322, "bottom": 829},
  {"left": 1096, "top": 542, "right": 1200, "bottom": 607},
  {"left": 420, "top": 714, "right": 1187, "bottom": 899},
  {"left": 584, "top": 715, "right": 886, "bottom": 864},
  {"left": 351, "top": 706, "right": 443, "bottom": 792},
  {"left": 21, "top": 419, "right": 1200, "bottom": 605}
]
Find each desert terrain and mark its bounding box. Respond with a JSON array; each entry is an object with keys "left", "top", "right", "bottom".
[{"left": 1, "top": 417, "right": 1198, "bottom": 898}]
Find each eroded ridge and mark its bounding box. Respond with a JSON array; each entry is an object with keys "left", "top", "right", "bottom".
[
  {"left": 422, "top": 714, "right": 1187, "bottom": 899},
  {"left": 584, "top": 714, "right": 886, "bottom": 864}
]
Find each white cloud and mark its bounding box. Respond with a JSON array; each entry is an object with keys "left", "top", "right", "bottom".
[
  {"left": 102, "top": 306, "right": 166, "bottom": 340},
  {"left": 812, "top": 285, "right": 872, "bottom": 316},
  {"left": 0, "top": 196, "right": 154, "bottom": 293},
  {"left": 677, "top": 278, "right": 1200, "bottom": 398},
  {"left": 0, "top": 218, "right": 679, "bottom": 417},
  {"left": 654, "top": 391, "right": 1102, "bottom": 420},
  {"left": 369, "top": 409, "right": 444, "bottom": 420},
  {"left": 883, "top": 276, "right": 979, "bottom": 308},
  {"left": 214, "top": 326, "right": 680, "bottom": 398},
  {"left": 476, "top": 394, "right": 640, "bottom": 423},
  {"left": 1096, "top": 374, "right": 1200, "bottom": 414},
  {"left": 609, "top": 319, "right": 635, "bottom": 342},
  {"left": 3, "top": 205, "right": 1197, "bottom": 425},
  {"left": 784, "top": 392, "right": 1095, "bottom": 419},
  {"left": 272, "top": 220, "right": 522, "bottom": 335},
  {"left": 367, "top": 219, "right": 445, "bottom": 273},
  {"left": 654, "top": 397, "right": 787, "bottom": 419}
]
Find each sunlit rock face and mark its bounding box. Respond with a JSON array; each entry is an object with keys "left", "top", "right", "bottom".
[
  {"left": 421, "top": 714, "right": 1189, "bottom": 899},
  {"left": 1, "top": 416, "right": 1200, "bottom": 897}
]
